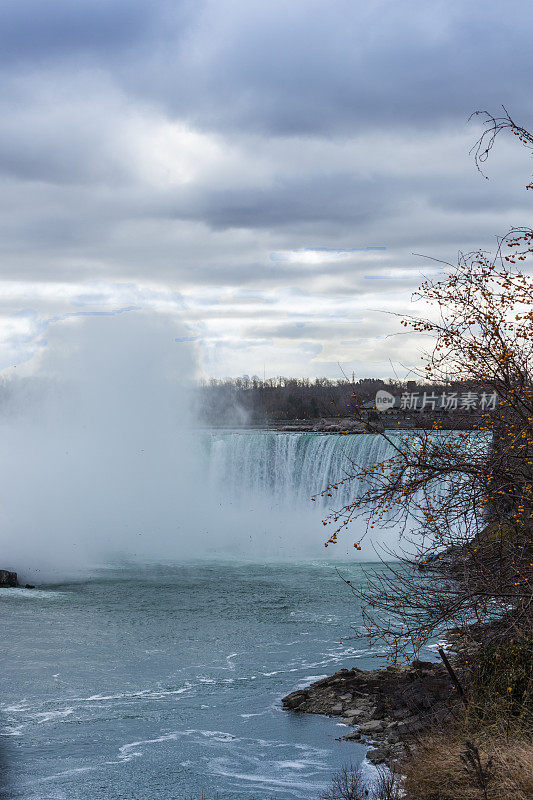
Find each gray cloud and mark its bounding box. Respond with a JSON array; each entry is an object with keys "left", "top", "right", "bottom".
[
  {"left": 0, "top": 0, "right": 531, "bottom": 376},
  {"left": 160, "top": 0, "right": 533, "bottom": 135},
  {"left": 0, "top": 1, "right": 173, "bottom": 63},
  {"left": 3, "top": 1, "right": 532, "bottom": 135}
]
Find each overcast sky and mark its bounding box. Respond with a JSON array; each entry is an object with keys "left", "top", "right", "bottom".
[{"left": 1, "top": 0, "right": 532, "bottom": 379}]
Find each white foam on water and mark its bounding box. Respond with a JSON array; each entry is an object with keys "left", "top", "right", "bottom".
[
  {"left": 116, "top": 728, "right": 239, "bottom": 764},
  {"left": 290, "top": 610, "right": 339, "bottom": 624},
  {"left": 22, "top": 766, "right": 97, "bottom": 785},
  {"left": 78, "top": 682, "right": 194, "bottom": 703},
  {"left": 426, "top": 642, "right": 448, "bottom": 653},
  {"left": 0, "top": 588, "right": 68, "bottom": 600},
  {"left": 276, "top": 760, "right": 312, "bottom": 770},
  {"left": 290, "top": 648, "right": 373, "bottom": 671},
  {"left": 117, "top": 733, "right": 180, "bottom": 763},
  {"left": 2, "top": 702, "right": 31, "bottom": 713},
  {"left": 207, "top": 757, "right": 327, "bottom": 793},
  {"left": 1, "top": 681, "right": 198, "bottom": 739},
  {"left": 225, "top": 652, "right": 238, "bottom": 670},
  {"left": 240, "top": 712, "right": 265, "bottom": 718},
  {"left": 1, "top": 724, "right": 25, "bottom": 737},
  {"left": 194, "top": 729, "right": 237, "bottom": 741},
  {"left": 35, "top": 709, "right": 74, "bottom": 724}
]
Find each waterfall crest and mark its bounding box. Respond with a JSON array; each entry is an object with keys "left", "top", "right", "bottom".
[{"left": 206, "top": 431, "right": 397, "bottom": 507}]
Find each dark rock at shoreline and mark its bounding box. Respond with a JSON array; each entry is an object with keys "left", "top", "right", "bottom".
[
  {"left": 0, "top": 570, "right": 18, "bottom": 587},
  {"left": 282, "top": 660, "right": 456, "bottom": 765},
  {"left": 279, "top": 420, "right": 367, "bottom": 433}
]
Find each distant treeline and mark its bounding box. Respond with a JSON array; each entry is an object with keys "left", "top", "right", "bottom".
[{"left": 196, "top": 376, "right": 480, "bottom": 426}]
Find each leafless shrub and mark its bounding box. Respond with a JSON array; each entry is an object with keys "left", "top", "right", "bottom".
[
  {"left": 372, "top": 763, "right": 401, "bottom": 800},
  {"left": 459, "top": 741, "right": 494, "bottom": 800},
  {"left": 320, "top": 763, "right": 369, "bottom": 800}
]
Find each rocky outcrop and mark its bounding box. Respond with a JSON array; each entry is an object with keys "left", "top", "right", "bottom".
[
  {"left": 282, "top": 660, "right": 456, "bottom": 764},
  {"left": 0, "top": 570, "right": 18, "bottom": 587},
  {"left": 279, "top": 420, "right": 367, "bottom": 433}
]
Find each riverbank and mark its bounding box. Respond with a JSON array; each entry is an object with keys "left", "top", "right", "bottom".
[
  {"left": 283, "top": 619, "right": 532, "bottom": 800},
  {"left": 203, "top": 417, "right": 481, "bottom": 432},
  {"left": 282, "top": 659, "right": 455, "bottom": 765}
]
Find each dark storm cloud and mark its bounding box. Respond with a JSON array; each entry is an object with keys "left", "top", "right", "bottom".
[
  {"left": 2, "top": 1, "right": 532, "bottom": 136},
  {"left": 156, "top": 0, "right": 533, "bottom": 136},
  {"left": 175, "top": 173, "right": 397, "bottom": 230},
  {"left": 0, "top": 0, "right": 166, "bottom": 62}
]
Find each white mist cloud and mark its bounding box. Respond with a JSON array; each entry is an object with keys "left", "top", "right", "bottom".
[
  {"left": 0, "top": 310, "right": 378, "bottom": 579},
  {"left": 0, "top": 311, "right": 199, "bottom": 577}
]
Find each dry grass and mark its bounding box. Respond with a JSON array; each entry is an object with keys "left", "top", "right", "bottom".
[
  {"left": 401, "top": 726, "right": 533, "bottom": 800},
  {"left": 400, "top": 632, "right": 532, "bottom": 800}
]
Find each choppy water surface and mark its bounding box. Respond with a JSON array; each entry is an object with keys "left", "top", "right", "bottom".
[{"left": 0, "top": 561, "right": 421, "bottom": 800}]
